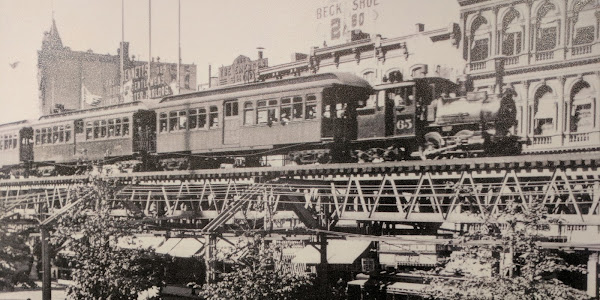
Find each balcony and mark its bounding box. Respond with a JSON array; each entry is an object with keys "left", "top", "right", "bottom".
[
  {"left": 525, "top": 130, "right": 600, "bottom": 151},
  {"left": 571, "top": 44, "right": 592, "bottom": 56},
  {"left": 504, "top": 55, "right": 519, "bottom": 66},
  {"left": 535, "top": 50, "right": 554, "bottom": 61},
  {"left": 469, "top": 60, "right": 487, "bottom": 71}
]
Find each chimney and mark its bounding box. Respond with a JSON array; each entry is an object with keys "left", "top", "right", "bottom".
[
  {"left": 415, "top": 23, "right": 425, "bottom": 33},
  {"left": 257, "top": 47, "right": 264, "bottom": 59}
]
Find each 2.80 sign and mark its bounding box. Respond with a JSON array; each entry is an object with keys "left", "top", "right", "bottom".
[{"left": 315, "top": 0, "right": 380, "bottom": 42}]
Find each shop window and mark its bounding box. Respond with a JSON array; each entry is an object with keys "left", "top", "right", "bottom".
[
  {"left": 243, "top": 102, "right": 254, "bottom": 125},
  {"left": 159, "top": 112, "right": 168, "bottom": 133},
  {"left": 573, "top": 26, "right": 594, "bottom": 45},
  {"left": 209, "top": 106, "right": 219, "bottom": 129},
  {"left": 169, "top": 111, "right": 177, "bottom": 131},
  {"left": 293, "top": 97, "right": 304, "bottom": 120},
  {"left": 305, "top": 95, "right": 317, "bottom": 119},
  {"left": 471, "top": 38, "right": 489, "bottom": 62}
]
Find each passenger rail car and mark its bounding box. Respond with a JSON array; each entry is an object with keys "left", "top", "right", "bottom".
[
  {"left": 0, "top": 120, "right": 32, "bottom": 178},
  {"left": 155, "top": 72, "right": 372, "bottom": 168},
  {"left": 31, "top": 101, "right": 156, "bottom": 175}
]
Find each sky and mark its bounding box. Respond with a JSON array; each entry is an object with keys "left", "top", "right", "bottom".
[{"left": 0, "top": 0, "right": 460, "bottom": 123}]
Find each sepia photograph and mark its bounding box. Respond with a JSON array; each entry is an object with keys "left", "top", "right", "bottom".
[{"left": 0, "top": 0, "right": 599, "bottom": 299}]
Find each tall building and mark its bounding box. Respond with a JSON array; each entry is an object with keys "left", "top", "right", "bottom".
[
  {"left": 457, "top": 0, "right": 600, "bottom": 152},
  {"left": 37, "top": 19, "right": 197, "bottom": 116}
]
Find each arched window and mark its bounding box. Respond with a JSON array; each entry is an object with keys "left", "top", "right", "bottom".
[
  {"left": 501, "top": 9, "right": 522, "bottom": 56},
  {"left": 570, "top": 81, "right": 595, "bottom": 132},
  {"left": 362, "top": 71, "right": 375, "bottom": 84},
  {"left": 470, "top": 16, "right": 489, "bottom": 62},
  {"left": 572, "top": 0, "right": 596, "bottom": 46},
  {"left": 533, "top": 85, "right": 555, "bottom": 135},
  {"left": 535, "top": 2, "right": 559, "bottom": 52}
]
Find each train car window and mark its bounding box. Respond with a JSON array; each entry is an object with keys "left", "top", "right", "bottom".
[
  {"left": 323, "top": 105, "right": 332, "bottom": 119},
  {"left": 257, "top": 100, "right": 268, "bottom": 124},
  {"left": 108, "top": 119, "right": 115, "bottom": 137},
  {"left": 53, "top": 126, "right": 59, "bottom": 144},
  {"left": 268, "top": 100, "right": 279, "bottom": 123},
  {"left": 59, "top": 125, "right": 64, "bottom": 143},
  {"left": 93, "top": 121, "right": 100, "bottom": 139},
  {"left": 65, "top": 125, "right": 72, "bottom": 142},
  {"left": 35, "top": 129, "right": 40, "bottom": 145},
  {"left": 100, "top": 120, "right": 107, "bottom": 138},
  {"left": 178, "top": 110, "right": 187, "bottom": 130},
  {"left": 209, "top": 106, "right": 219, "bottom": 129},
  {"left": 75, "top": 120, "right": 84, "bottom": 134},
  {"left": 225, "top": 101, "right": 239, "bottom": 117},
  {"left": 86, "top": 122, "right": 93, "bottom": 140},
  {"left": 198, "top": 108, "right": 207, "bottom": 129},
  {"left": 169, "top": 112, "right": 177, "bottom": 131},
  {"left": 123, "top": 118, "right": 130, "bottom": 136},
  {"left": 0, "top": 136, "right": 3, "bottom": 150},
  {"left": 188, "top": 109, "right": 198, "bottom": 129},
  {"left": 280, "top": 98, "right": 291, "bottom": 123},
  {"left": 12, "top": 135, "right": 17, "bottom": 148},
  {"left": 305, "top": 95, "right": 317, "bottom": 119},
  {"left": 115, "top": 119, "right": 122, "bottom": 136},
  {"left": 46, "top": 128, "right": 52, "bottom": 144},
  {"left": 243, "top": 102, "right": 254, "bottom": 125},
  {"left": 292, "top": 97, "right": 303, "bottom": 120},
  {"left": 159, "top": 112, "right": 168, "bottom": 133},
  {"left": 336, "top": 103, "right": 347, "bottom": 118}
]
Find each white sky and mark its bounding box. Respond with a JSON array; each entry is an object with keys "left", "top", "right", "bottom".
[{"left": 0, "top": 0, "right": 460, "bottom": 123}]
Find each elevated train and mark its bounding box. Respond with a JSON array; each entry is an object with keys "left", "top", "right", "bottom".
[{"left": 0, "top": 72, "right": 523, "bottom": 177}]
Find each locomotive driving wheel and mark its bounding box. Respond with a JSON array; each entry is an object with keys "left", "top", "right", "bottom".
[{"left": 418, "top": 132, "right": 444, "bottom": 160}]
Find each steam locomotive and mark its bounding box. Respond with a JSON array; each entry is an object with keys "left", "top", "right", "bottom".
[{"left": 0, "top": 72, "right": 522, "bottom": 177}]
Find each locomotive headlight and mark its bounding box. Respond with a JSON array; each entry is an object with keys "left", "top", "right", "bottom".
[{"left": 486, "top": 129, "right": 496, "bottom": 135}]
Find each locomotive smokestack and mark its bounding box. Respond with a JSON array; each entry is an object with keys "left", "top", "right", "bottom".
[{"left": 494, "top": 56, "right": 505, "bottom": 94}]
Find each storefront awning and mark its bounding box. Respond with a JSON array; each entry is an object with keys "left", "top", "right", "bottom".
[
  {"left": 168, "top": 238, "right": 205, "bottom": 258},
  {"left": 291, "top": 240, "right": 371, "bottom": 265},
  {"left": 386, "top": 281, "right": 427, "bottom": 295},
  {"left": 535, "top": 102, "right": 556, "bottom": 119},
  {"left": 117, "top": 236, "right": 166, "bottom": 250}
]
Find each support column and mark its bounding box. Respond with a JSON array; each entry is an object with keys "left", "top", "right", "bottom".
[
  {"left": 41, "top": 226, "right": 51, "bottom": 300},
  {"left": 557, "top": 76, "right": 566, "bottom": 145},
  {"left": 525, "top": 1, "right": 533, "bottom": 64},
  {"left": 588, "top": 252, "right": 599, "bottom": 298},
  {"left": 205, "top": 234, "right": 217, "bottom": 284},
  {"left": 317, "top": 232, "right": 329, "bottom": 299}
]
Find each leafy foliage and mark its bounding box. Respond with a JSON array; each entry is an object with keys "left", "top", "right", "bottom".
[
  {"left": 51, "top": 179, "right": 165, "bottom": 300},
  {"left": 198, "top": 234, "right": 316, "bottom": 300},
  {"left": 0, "top": 220, "right": 36, "bottom": 291},
  {"left": 424, "top": 203, "right": 591, "bottom": 300}
]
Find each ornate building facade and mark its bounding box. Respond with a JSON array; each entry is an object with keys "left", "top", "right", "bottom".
[
  {"left": 38, "top": 19, "right": 197, "bottom": 116},
  {"left": 458, "top": 0, "right": 600, "bottom": 151}
]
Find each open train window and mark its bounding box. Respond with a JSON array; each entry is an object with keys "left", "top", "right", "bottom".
[
  {"left": 75, "top": 120, "right": 84, "bottom": 134},
  {"left": 169, "top": 112, "right": 177, "bottom": 131},
  {"left": 35, "top": 129, "right": 40, "bottom": 145},
  {"left": 108, "top": 120, "right": 115, "bottom": 137},
  {"left": 86, "top": 122, "right": 92, "bottom": 140},
  {"left": 293, "top": 96, "right": 303, "bottom": 120},
  {"left": 188, "top": 109, "right": 198, "bottom": 129},
  {"left": 305, "top": 95, "right": 317, "bottom": 119},
  {"left": 178, "top": 111, "right": 187, "bottom": 130},
  {"left": 281, "top": 98, "right": 292, "bottom": 123},
  {"left": 159, "top": 113, "right": 168, "bottom": 132},
  {"left": 100, "top": 121, "right": 107, "bottom": 138},
  {"left": 123, "top": 118, "right": 130, "bottom": 136},
  {"left": 65, "top": 124, "right": 71, "bottom": 142},
  {"left": 198, "top": 108, "right": 207, "bottom": 129},
  {"left": 209, "top": 106, "right": 219, "bottom": 129},
  {"left": 243, "top": 102, "right": 254, "bottom": 125},
  {"left": 115, "top": 119, "right": 122, "bottom": 136}
]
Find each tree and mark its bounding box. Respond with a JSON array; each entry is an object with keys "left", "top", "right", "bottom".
[
  {"left": 51, "top": 179, "right": 165, "bottom": 300},
  {"left": 198, "top": 234, "right": 316, "bottom": 300},
  {"left": 424, "top": 202, "right": 591, "bottom": 300},
  {"left": 0, "top": 220, "right": 36, "bottom": 291}
]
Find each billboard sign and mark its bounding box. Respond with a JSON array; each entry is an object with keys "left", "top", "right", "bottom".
[{"left": 315, "top": 0, "right": 381, "bottom": 45}]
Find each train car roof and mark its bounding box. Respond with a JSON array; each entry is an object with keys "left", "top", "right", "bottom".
[
  {"left": 373, "top": 77, "right": 456, "bottom": 91},
  {"left": 159, "top": 72, "right": 372, "bottom": 104},
  {"left": 36, "top": 100, "right": 155, "bottom": 124},
  {"left": 0, "top": 120, "right": 30, "bottom": 131}
]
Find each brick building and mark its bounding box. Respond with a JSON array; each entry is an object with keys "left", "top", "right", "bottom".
[{"left": 37, "top": 19, "right": 196, "bottom": 116}]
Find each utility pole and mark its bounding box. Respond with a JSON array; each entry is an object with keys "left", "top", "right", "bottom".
[{"left": 41, "top": 226, "right": 51, "bottom": 300}]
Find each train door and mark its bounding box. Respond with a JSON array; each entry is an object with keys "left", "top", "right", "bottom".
[
  {"left": 223, "top": 100, "right": 240, "bottom": 145},
  {"left": 133, "top": 110, "right": 157, "bottom": 153},
  {"left": 19, "top": 127, "right": 33, "bottom": 162}
]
